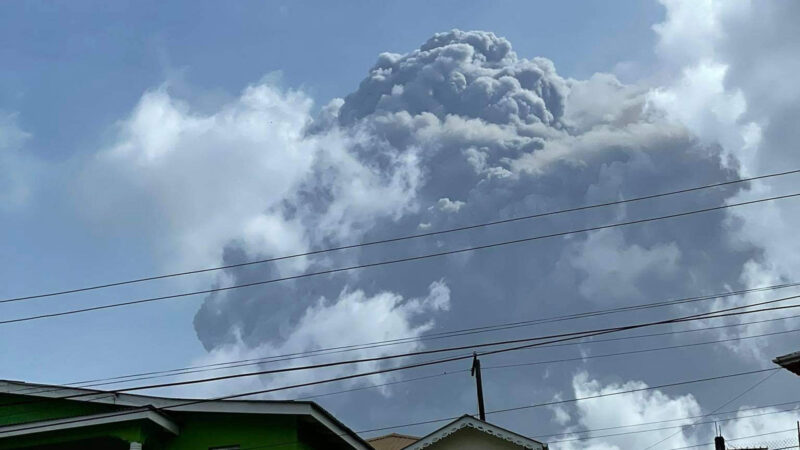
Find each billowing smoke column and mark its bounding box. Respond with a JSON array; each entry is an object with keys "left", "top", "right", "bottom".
[
  {"left": 337, "top": 30, "right": 567, "bottom": 127},
  {"left": 85, "top": 29, "right": 773, "bottom": 424},
  {"left": 76, "top": 7, "right": 800, "bottom": 445},
  {"left": 186, "top": 30, "right": 755, "bottom": 402}
]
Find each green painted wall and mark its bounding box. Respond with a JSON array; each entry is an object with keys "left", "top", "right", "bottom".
[
  {"left": 0, "top": 392, "right": 347, "bottom": 449},
  {"left": 164, "top": 413, "right": 303, "bottom": 450},
  {"left": 0, "top": 421, "right": 145, "bottom": 449},
  {"left": 0, "top": 409, "right": 315, "bottom": 450},
  {"left": 0, "top": 394, "right": 125, "bottom": 427}
]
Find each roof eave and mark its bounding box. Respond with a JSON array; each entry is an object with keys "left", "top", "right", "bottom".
[
  {"left": 0, "top": 408, "right": 180, "bottom": 439},
  {"left": 402, "top": 415, "right": 546, "bottom": 450},
  {"left": 773, "top": 351, "right": 800, "bottom": 375},
  {"left": 0, "top": 380, "right": 371, "bottom": 450}
]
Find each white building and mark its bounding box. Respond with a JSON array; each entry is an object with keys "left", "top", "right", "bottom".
[{"left": 369, "top": 415, "right": 548, "bottom": 450}]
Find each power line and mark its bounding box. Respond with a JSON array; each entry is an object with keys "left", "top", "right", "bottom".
[
  {"left": 16, "top": 308, "right": 800, "bottom": 405},
  {"left": 54, "top": 297, "right": 800, "bottom": 397},
  {"left": 37, "top": 280, "right": 800, "bottom": 393},
  {"left": 5, "top": 323, "right": 792, "bottom": 449},
  {"left": 641, "top": 369, "right": 781, "bottom": 449},
  {"left": 164, "top": 305, "right": 800, "bottom": 424},
  {"left": 545, "top": 404, "right": 798, "bottom": 444},
  {"left": 3, "top": 191, "right": 800, "bottom": 327},
  {"left": 0, "top": 313, "right": 648, "bottom": 409},
  {"left": 483, "top": 329, "right": 799, "bottom": 372},
  {"left": 534, "top": 400, "right": 800, "bottom": 441},
  {"left": 0, "top": 365, "right": 781, "bottom": 439},
  {"left": 4, "top": 297, "right": 798, "bottom": 413},
  {"left": 7, "top": 296, "right": 799, "bottom": 423},
  {"left": 15, "top": 307, "right": 800, "bottom": 404},
  {"left": 19, "top": 280, "right": 799, "bottom": 396},
  {"left": 235, "top": 401, "right": 800, "bottom": 450},
  {"left": 5, "top": 303, "right": 794, "bottom": 435},
  {"left": 106, "top": 302, "right": 800, "bottom": 401},
  {"left": 5, "top": 168, "right": 798, "bottom": 305},
  {"left": 741, "top": 438, "right": 800, "bottom": 450},
  {"left": 294, "top": 370, "right": 464, "bottom": 401},
  {"left": 297, "top": 326, "right": 800, "bottom": 401},
  {"left": 668, "top": 429, "right": 798, "bottom": 450},
  {"left": 486, "top": 369, "right": 780, "bottom": 418},
  {"left": 0, "top": 318, "right": 646, "bottom": 407},
  {"left": 353, "top": 368, "right": 781, "bottom": 435}
]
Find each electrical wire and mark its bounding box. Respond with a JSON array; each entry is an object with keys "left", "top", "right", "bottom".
[
  {"left": 0, "top": 366, "right": 781, "bottom": 439},
  {"left": 339, "top": 369, "right": 781, "bottom": 436},
  {"left": 128, "top": 305, "right": 800, "bottom": 423},
  {"left": 5, "top": 168, "right": 798, "bottom": 305},
  {"left": 297, "top": 326, "right": 800, "bottom": 400},
  {"left": 668, "top": 429, "right": 798, "bottom": 449},
  {"left": 24, "top": 280, "right": 800, "bottom": 395},
  {"left": 545, "top": 405, "right": 798, "bottom": 444},
  {"left": 233, "top": 402, "right": 800, "bottom": 450},
  {"left": 533, "top": 400, "right": 800, "bottom": 441},
  {"left": 14, "top": 306, "right": 800, "bottom": 403},
  {"left": 13, "top": 308, "right": 800, "bottom": 407},
  {"left": 3, "top": 298, "right": 798, "bottom": 413},
  {"left": 641, "top": 367, "right": 781, "bottom": 449},
  {"left": 52, "top": 297, "right": 800, "bottom": 398},
  {"left": 3, "top": 191, "right": 799, "bottom": 326}
]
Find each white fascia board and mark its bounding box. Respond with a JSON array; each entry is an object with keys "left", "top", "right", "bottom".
[
  {"left": 0, "top": 409, "right": 180, "bottom": 438},
  {"left": 308, "top": 408, "right": 372, "bottom": 450},
  {"left": 0, "top": 380, "right": 309, "bottom": 415},
  {"left": 404, "top": 416, "right": 545, "bottom": 450}
]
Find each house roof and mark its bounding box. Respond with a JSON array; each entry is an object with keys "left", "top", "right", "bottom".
[
  {"left": 0, "top": 407, "right": 180, "bottom": 438},
  {"left": 0, "top": 379, "right": 371, "bottom": 450},
  {"left": 402, "top": 415, "right": 546, "bottom": 450},
  {"left": 773, "top": 351, "right": 800, "bottom": 375},
  {"left": 367, "top": 432, "right": 420, "bottom": 450}
]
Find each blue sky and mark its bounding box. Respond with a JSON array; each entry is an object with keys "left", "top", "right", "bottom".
[
  {"left": 0, "top": 0, "right": 662, "bottom": 378},
  {"left": 2, "top": 2, "right": 800, "bottom": 449},
  {"left": 1, "top": 1, "right": 660, "bottom": 156}
]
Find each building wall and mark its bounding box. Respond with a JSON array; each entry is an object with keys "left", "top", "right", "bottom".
[
  {"left": 0, "top": 393, "right": 123, "bottom": 427},
  {"left": 156, "top": 413, "right": 303, "bottom": 450},
  {"left": 0, "top": 407, "right": 307, "bottom": 450},
  {"left": 424, "top": 427, "right": 528, "bottom": 450},
  {"left": 0, "top": 393, "right": 338, "bottom": 450},
  {"left": 0, "top": 422, "right": 145, "bottom": 450}
]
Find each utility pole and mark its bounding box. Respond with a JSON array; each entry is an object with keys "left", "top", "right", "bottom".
[
  {"left": 714, "top": 423, "right": 725, "bottom": 450},
  {"left": 796, "top": 420, "right": 799, "bottom": 449},
  {"left": 471, "top": 352, "right": 486, "bottom": 421}
]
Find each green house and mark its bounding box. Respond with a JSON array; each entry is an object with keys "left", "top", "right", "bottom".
[{"left": 0, "top": 379, "right": 371, "bottom": 450}]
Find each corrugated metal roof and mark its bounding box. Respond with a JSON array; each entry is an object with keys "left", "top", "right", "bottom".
[{"left": 367, "top": 433, "right": 419, "bottom": 450}]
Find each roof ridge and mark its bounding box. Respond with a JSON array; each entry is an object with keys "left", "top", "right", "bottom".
[
  {"left": 403, "top": 415, "right": 546, "bottom": 450},
  {"left": 0, "top": 379, "right": 303, "bottom": 405},
  {"left": 367, "top": 432, "right": 420, "bottom": 441}
]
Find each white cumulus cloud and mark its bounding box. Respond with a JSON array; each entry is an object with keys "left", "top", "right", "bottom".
[
  {"left": 650, "top": 0, "right": 800, "bottom": 356},
  {"left": 167, "top": 280, "right": 450, "bottom": 399},
  {"left": 79, "top": 83, "right": 422, "bottom": 274}
]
